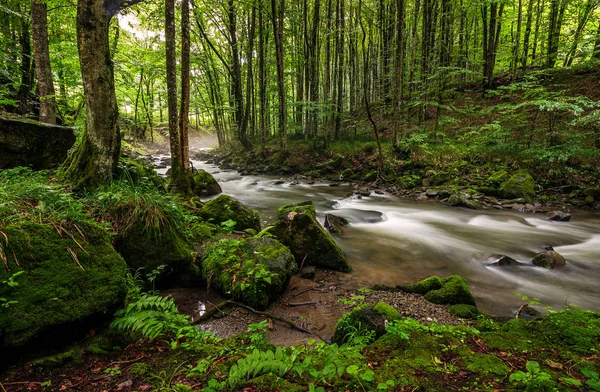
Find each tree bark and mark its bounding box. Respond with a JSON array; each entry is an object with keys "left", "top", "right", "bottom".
[
  {"left": 179, "top": 0, "right": 190, "bottom": 169},
  {"left": 271, "top": 0, "right": 287, "bottom": 153},
  {"left": 17, "top": 15, "right": 32, "bottom": 115},
  {"left": 31, "top": 0, "right": 56, "bottom": 124},
  {"left": 63, "top": 0, "right": 140, "bottom": 189}
]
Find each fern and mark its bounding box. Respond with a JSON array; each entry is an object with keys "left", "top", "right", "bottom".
[
  {"left": 227, "top": 347, "right": 298, "bottom": 388},
  {"left": 110, "top": 294, "right": 190, "bottom": 339}
]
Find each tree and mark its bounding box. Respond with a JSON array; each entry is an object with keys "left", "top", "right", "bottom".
[
  {"left": 271, "top": 0, "right": 287, "bottom": 153},
  {"left": 63, "top": 0, "right": 143, "bottom": 189},
  {"left": 179, "top": 0, "right": 190, "bottom": 169},
  {"left": 31, "top": 0, "right": 56, "bottom": 123}
]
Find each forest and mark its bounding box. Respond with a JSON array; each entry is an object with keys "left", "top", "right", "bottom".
[{"left": 1, "top": 0, "right": 600, "bottom": 391}]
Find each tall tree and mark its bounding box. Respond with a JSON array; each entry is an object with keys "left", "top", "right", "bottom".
[
  {"left": 63, "top": 0, "right": 143, "bottom": 189},
  {"left": 17, "top": 10, "right": 32, "bottom": 115},
  {"left": 271, "top": 0, "right": 287, "bottom": 153},
  {"left": 31, "top": 0, "right": 56, "bottom": 123},
  {"left": 179, "top": 0, "right": 190, "bottom": 169}
]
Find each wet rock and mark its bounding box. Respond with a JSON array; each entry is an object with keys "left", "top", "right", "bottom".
[
  {"left": 332, "top": 302, "right": 401, "bottom": 344},
  {"left": 261, "top": 201, "right": 350, "bottom": 272},
  {"left": 192, "top": 169, "right": 222, "bottom": 197},
  {"left": 500, "top": 170, "right": 536, "bottom": 204},
  {"left": 0, "top": 116, "right": 76, "bottom": 170},
  {"left": 303, "top": 170, "right": 320, "bottom": 179},
  {"left": 447, "top": 192, "right": 484, "bottom": 210},
  {"left": 531, "top": 250, "right": 566, "bottom": 269},
  {"left": 273, "top": 180, "right": 285, "bottom": 185},
  {"left": 546, "top": 211, "right": 571, "bottom": 222},
  {"left": 199, "top": 194, "right": 261, "bottom": 232},
  {"left": 324, "top": 213, "right": 349, "bottom": 236},
  {"left": 500, "top": 198, "right": 527, "bottom": 205},
  {"left": 202, "top": 237, "right": 297, "bottom": 310},
  {"left": 340, "top": 168, "right": 353, "bottom": 180},
  {"left": 582, "top": 187, "right": 600, "bottom": 200},
  {"left": 488, "top": 255, "right": 521, "bottom": 267},
  {"left": 518, "top": 305, "right": 540, "bottom": 320},
  {"left": 399, "top": 275, "right": 477, "bottom": 306},
  {"left": 426, "top": 189, "right": 439, "bottom": 198}
]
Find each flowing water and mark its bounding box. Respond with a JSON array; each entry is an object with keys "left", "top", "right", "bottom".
[{"left": 155, "top": 151, "right": 600, "bottom": 318}]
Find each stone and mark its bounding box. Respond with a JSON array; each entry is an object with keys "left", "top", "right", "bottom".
[
  {"left": 192, "top": 169, "right": 222, "bottom": 197},
  {"left": 303, "top": 170, "right": 320, "bottom": 179},
  {"left": 262, "top": 201, "right": 350, "bottom": 272},
  {"left": 324, "top": 213, "right": 349, "bottom": 236},
  {"left": 447, "top": 192, "right": 484, "bottom": 210},
  {"left": 0, "top": 223, "right": 127, "bottom": 350},
  {"left": 582, "top": 187, "right": 600, "bottom": 200},
  {"left": 400, "top": 275, "right": 476, "bottom": 306},
  {"left": 546, "top": 211, "right": 571, "bottom": 222},
  {"left": 0, "top": 116, "right": 76, "bottom": 170},
  {"left": 199, "top": 194, "right": 261, "bottom": 232},
  {"left": 333, "top": 305, "right": 388, "bottom": 344},
  {"left": 531, "top": 250, "right": 566, "bottom": 269},
  {"left": 299, "top": 266, "right": 316, "bottom": 279},
  {"left": 202, "top": 237, "right": 297, "bottom": 310},
  {"left": 447, "top": 304, "right": 480, "bottom": 319},
  {"left": 500, "top": 170, "right": 536, "bottom": 204},
  {"left": 488, "top": 255, "right": 521, "bottom": 267}
]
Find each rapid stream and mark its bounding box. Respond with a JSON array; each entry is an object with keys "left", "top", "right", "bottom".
[{"left": 156, "top": 152, "right": 600, "bottom": 318}]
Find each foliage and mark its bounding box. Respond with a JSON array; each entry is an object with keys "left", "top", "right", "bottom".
[
  {"left": 509, "top": 361, "right": 553, "bottom": 391},
  {"left": 0, "top": 271, "right": 24, "bottom": 308}
]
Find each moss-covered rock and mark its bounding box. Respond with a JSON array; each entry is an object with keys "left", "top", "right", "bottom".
[
  {"left": 268, "top": 202, "right": 350, "bottom": 272},
  {"left": 531, "top": 250, "right": 566, "bottom": 269},
  {"left": 582, "top": 187, "right": 600, "bottom": 199},
  {"left": 191, "top": 169, "right": 222, "bottom": 197},
  {"left": 447, "top": 192, "right": 484, "bottom": 210},
  {"left": 373, "top": 302, "right": 402, "bottom": 322},
  {"left": 500, "top": 170, "right": 536, "bottom": 203},
  {"left": 365, "top": 171, "right": 378, "bottom": 182},
  {"left": 398, "top": 276, "right": 442, "bottom": 294},
  {"left": 199, "top": 195, "right": 261, "bottom": 232},
  {"left": 117, "top": 158, "right": 166, "bottom": 190},
  {"left": 303, "top": 170, "right": 321, "bottom": 179},
  {"left": 424, "top": 275, "right": 477, "bottom": 306},
  {"left": 29, "top": 347, "right": 83, "bottom": 369},
  {"left": 333, "top": 305, "right": 387, "bottom": 344},
  {"left": 447, "top": 304, "right": 480, "bottom": 319},
  {"left": 0, "top": 223, "right": 127, "bottom": 349},
  {"left": 485, "top": 170, "right": 509, "bottom": 188},
  {"left": 114, "top": 226, "right": 193, "bottom": 277},
  {"left": 202, "top": 237, "right": 297, "bottom": 310},
  {"left": 464, "top": 353, "right": 509, "bottom": 376}
]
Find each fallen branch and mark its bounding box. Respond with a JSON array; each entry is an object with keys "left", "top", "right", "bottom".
[
  {"left": 227, "top": 301, "right": 330, "bottom": 343},
  {"left": 109, "top": 356, "right": 146, "bottom": 366},
  {"left": 515, "top": 303, "right": 529, "bottom": 319},
  {"left": 286, "top": 301, "right": 319, "bottom": 307},
  {"left": 293, "top": 283, "right": 324, "bottom": 297},
  {"left": 0, "top": 381, "right": 7, "bottom": 392},
  {"left": 191, "top": 300, "right": 232, "bottom": 324}
]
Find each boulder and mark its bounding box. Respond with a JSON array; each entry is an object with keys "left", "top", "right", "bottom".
[
  {"left": 531, "top": 250, "right": 566, "bottom": 269},
  {"left": 192, "top": 169, "right": 222, "bottom": 197},
  {"left": 500, "top": 170, "right": 535, "bottom": 204},
  {"left": 447, "top": 304, "right": 480, "bottom": 319},
  {"left": 399, "top": 275, "right": 477, "bottom": 306},
  {"left": 202, "top": 237, "right": 297, "bottom": 310},
  {"left": 488, "top": 255, "right": 521, "bottom": 267},
  {"left": 447, "top": 192, "right": 484, "bottom": 210},
  {"left": 303, "top": 170, "right": 320, "bottom": 179},
  {"left": 546, "top": 211, "right": 571, "bottom": 222},
  {"left": 0, "top": 116, "right": 76, "bottom": 170},
  {"left": 199, "top": 194, "right": 261, "bottom": 232},
  {"left": 582, "top": 187, "right": 600, "bottom": 200},
  {"left": 324, "top": 213, "right": 349, "bottom": 235},
  {"left": 0, "top": 223, "right": 127, "bottom": 350},
  {"left": 332, "top": 302, "right": 401, "bottom": 344},
  {"left": 262, "top": 202, "right": 350, "bottom": 272}
]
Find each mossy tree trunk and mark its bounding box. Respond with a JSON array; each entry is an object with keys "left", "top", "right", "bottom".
[
  {"left": 31, "top": 0, "right": 56, "bottom": 124},
  {"left": 63, "top": 0, "right": 142, "bottom": 189}
]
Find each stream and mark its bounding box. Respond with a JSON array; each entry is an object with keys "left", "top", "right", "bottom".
[{"left": 155, "top": 150, "right": 600, "bottom": 318}]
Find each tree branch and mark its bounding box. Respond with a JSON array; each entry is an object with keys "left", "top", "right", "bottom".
[{"left": 104, "top": 0, "right": 144, "bottom": 17}]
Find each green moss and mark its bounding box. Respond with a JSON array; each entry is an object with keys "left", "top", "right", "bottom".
[
  {"left": 303, "top": 170, "right": 321, "bottom": 178},
  {"left": 500, "top": 170, "right": 536, "bottom": 203},
  {"left": 117, "top": 158, "right": 165, "bottom": 190},
  {"left": 464, "top": 353, "right": 509, "bottom": 376},
  {"left": 447, "top": 304, "right": 480, "bottom": 319},
  {"left": 191, "top": 169, "right": 222, "bottom": 197},
  {"left": 199, "top": 194, "right": 261, "bottom": 232},
  {"left": 0, "top": 223, "right": 127, "bottom": 349},
  {"left": 29, "top": 347, "right": 83, "bottom": 369},
  {"left": 202, "top": 237, "right": 297, "bottom": 310},
  {"left": 277, "top": 201, "right": 316, "bottom": 220},
  {"left": 582, "top": 187, "right": 600, "bottom": 199},
  {"left": 249, "top": 374, "right": 304, "bottom": 392},
  {"left": 129, "top": 362, "right": 152, "bottom": 378},
  {"left": 365, "top": 171, "right": 378, "bottom": 182},
  {"left": 333, "top": 305, "right": 387, "bottom": 344},
  {"left": 424, "top": 275, "right": 477, "bottom": 306},
  {"left": 485, "top": 170, "right": 509, "bottom": 188},
  {"left": 399, "top": 276, "right": 442, "bottom": 294},
  {"left": 373, "top": 302, "right": 402, "bottom": 322}
]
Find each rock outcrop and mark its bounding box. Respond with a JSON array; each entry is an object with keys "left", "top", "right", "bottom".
[{"left": 0, "top": 116, "right": 76, "bottom": 170}]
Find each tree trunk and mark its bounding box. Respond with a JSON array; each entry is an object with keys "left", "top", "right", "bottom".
[
  {"left": 228, "top": 0, "right": 250, "bottom": 150},
  {"left": 31, "top": 0, "right": 56, "bottom": 124},
  {"left": 334, "top": 0, "right": 344, "bottom": 140},
  {"left": 63, "top": 0, "right": 142, "bottom": 189},
  {"left": 563, "top": 0, "right": 597, "bottom": 66},
  {"left": 594, "top": 21, "right": 600, "bottom": 59},
  {"left": 271, "top": 0, "right": 287, "bottom": 153},
  {"left": 392, "top": 0, "right": 405, "bottom": 148},
  {"left": 17, "top": 15, "right": 32, "bottom": 115},
  {"left": 179, "top": 0, "right": 190, "bottom": 169},
  {"left": 258, "top": 4, "right": 267, "bottom": 152},
  {"left": 511, "top": 0, "right": 523, "bottom": 80},
  {"left": 166, "top": 0, "right": 190, "bottom": 193},
  {"left": 521, "top": 0, "right": 535, "bottom": 70},
  {"left": 242, "top": 4, "right": 256, "bottom": 149}
]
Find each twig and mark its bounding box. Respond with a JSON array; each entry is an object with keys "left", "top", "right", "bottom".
[
  {"left": 1, "top": 382, "right": 42, "bottom": 386},
  {"left": 286, "top": 301, "right": 319, "bottom": 307},
  {"left": 298, "top": 255, "right": 308, "bottom": 271},
  {"left": 109, "top": 356, "right": 145, "bottom": 366},
  {"left": 227, "top": 300, "right": 330, "bottom": 343},
  {"left": 0, "top": 381, "right": 7, "bottom": 392},
  {"left": 515, "top": 303, "right": 529, "bottom": 319},
  {"left": 66, "top": 247, "right": 85, "bottom": 271},
  {"left": 293, "top": 283, "right": 324, "bottom": 297}
]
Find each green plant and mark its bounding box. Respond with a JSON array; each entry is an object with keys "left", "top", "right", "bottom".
[
  {"left": 337, "top": 295, "right": 365, "bottom": 306},
  {"left": 0, "top": 270, "right": 24, "bottom": 308},
  {"left": 385, "top": 320, "right": 410, "bottom": 341},
  {"left": 103, "top": 365, "right": 122, "bottom": 376},
  {"left": 581, "top": 367, "right": 600, "bottom": 391},
  {"left": 220, "top": 219, "right": 237, "bottom": 233},
  {"left": 346, "top": 364, "right": 374, "bottom": 392},
  {"left": 509, "top": 361, "right": 553, "bottom": 391}
]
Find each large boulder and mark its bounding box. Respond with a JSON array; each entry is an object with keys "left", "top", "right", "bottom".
[
  {"left": 500, "top": 170, "right": 535, "bottom": 203},
  {"left": 0, "top": 116, "right": 76, "bottom": 170},
  {"left": 399, "top": 275, "right": 477, "bottom": 306},
  {"left": 447, "top": 192, "right": 484, "bottom": 210},
  {"left": 324, "top": 213, "right": 349, "bottom": 235},
  {"left": 192, "top": 169, "right": 222, "bottom": 197},
  {"left": 531, "top": 250, "right": 566, "bottom": 269},
  {"left": 199, "top": 194, "right": 261, "bottom": 232},
  {"left": 262, "top": 201, "right": 351, "bottom": 272},
  {"left": 0, "top": 223, "right": 127, "bottom": 350},
  {"left": 202, "top": 237, "right": 297, "bottom": 310}
]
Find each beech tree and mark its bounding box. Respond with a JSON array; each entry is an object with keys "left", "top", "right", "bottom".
[
  {"left": 31, "top": 0, "right": 56, "bottom": 124},
  {"left": 62, "top": 0, "right": 143, "bottom": 189}
]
